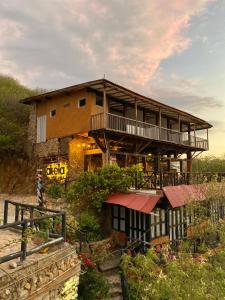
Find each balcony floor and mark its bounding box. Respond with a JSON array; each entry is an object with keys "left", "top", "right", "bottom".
[{"left": 89, "top": 129, "right": 207, "bottom": 154}]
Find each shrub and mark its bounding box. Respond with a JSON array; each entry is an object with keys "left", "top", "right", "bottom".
[
  {"left": 79, "top": 211, "right": 101, "bottom": 241},
  {"left": 66, "top": 164, "right": 136, "bottom": 211},
  {"left": 78, "top": 268, "right": 110, "bottom": 300},
  {"left": 47, "top": 182, "right": 64, "bottom": 199}
]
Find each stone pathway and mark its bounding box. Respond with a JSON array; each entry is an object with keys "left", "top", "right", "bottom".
[{"left": 98, "top": 252, "right": 123, "bottom": 300}]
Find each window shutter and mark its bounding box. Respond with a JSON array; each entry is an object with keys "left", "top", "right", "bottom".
[{"left": 37, "top": 115, "right": 46, "bottom": 143}]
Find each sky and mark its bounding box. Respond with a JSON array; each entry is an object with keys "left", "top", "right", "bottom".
[{"left": 0, "top": 0, "right": 224, "bottom": 156}]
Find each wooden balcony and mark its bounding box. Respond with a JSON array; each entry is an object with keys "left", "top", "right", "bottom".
[
  {"left": 134, "top": 171, "right": 225, "bottom": 190},
  {"left": 90, "top": 113, "right": 208, "bottom": 151}
]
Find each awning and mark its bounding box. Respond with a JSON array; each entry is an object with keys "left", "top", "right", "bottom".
[
  {"left": 162, "top": 184, "right": 206, "bottom": 208},
  {"left": 107, "top": 193, "right": 161, "bottom": 214}
]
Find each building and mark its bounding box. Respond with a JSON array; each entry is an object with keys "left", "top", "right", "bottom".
[
  {"left": 21, "top": 78, "right": 215, "bottom": 245},
  {"left": 21, "top": 78, "right": 211, "bottom": 176}
]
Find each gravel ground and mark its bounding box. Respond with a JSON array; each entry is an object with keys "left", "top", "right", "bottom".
[{"left": 0, "top": 194, "right": 62, "bottom": 275}]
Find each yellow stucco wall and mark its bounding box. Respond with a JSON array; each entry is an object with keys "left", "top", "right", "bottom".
[{"left": 36, "top": 88, "right": 104, "bottom": 139}]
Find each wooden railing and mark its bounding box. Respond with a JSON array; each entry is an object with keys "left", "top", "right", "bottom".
[
  {"left": 0, "top": 200, "right": 66, "bottom": 264},
  {"left": 91, "top": 113, "right": 208, "bottom": 150},
  {"left": 133, "top": 171, "right": 225, "bottom": 189}
]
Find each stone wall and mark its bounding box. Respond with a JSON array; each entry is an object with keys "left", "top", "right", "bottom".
[
  {"left": 35, "top": 138, "right": 60, "bottom": 158},
  {"left": 0, "top": 245, "right": 80, "bottom": 300}
]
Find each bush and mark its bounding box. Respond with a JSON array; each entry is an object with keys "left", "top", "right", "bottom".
[
  {"left": 66, "top": 164, "right": 137, "bottom": 211},
  {"left": 78, "top": 268, "right": 110, "bottom": 300},
  {"left": 121, "top": 249, "right": 225, "bottom": 299},
  {"left": 79, "top": 211, "right": 101, "bottom": 241},
  {"left": 47, "top": 182, "right": 64, "bottom": 199}
]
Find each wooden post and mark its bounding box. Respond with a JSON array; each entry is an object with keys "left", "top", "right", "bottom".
[
  {"left": 135, "top": 98, "right": 138, "bottom": 135},
  {"left": 159, "top": 108, "right": 161, "bottom": 139},
  {"left": 194, "top": 123, "right": 196, "bottom": 147},
  {"left": 188, "top": 124, "right": 191, "bottom": 146},
  {"left": 187, "top": 151, "right": 192, "bottom": 184},
  {"left": 178, "top": 114, "right": 181, "bottom": 143},
  {"left": 207, "top": 128, "right": 209, "bottom": 150},
  {"left": 61, "top": 212, "right": 66, "bottom": 241},
  {"left": 103, "top": 83, "right": 107, "bottom": 127},
  {"left": 21, "top": 220, "right": 28, "bottom": 262},
  {"left": 3, "top": 200, "right": 8, "bottom": 225}
]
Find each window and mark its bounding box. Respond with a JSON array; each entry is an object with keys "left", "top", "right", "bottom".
[
  {"left": 129, "top": 210, "right": 146, "bottom": 241},
  {"left": 112, "top": 205, "right": 125, "bottom": 232},
  {"left": 150, "top": 208, "right": 167, "bottom": 240},
  {"left": 78, "top": 98, "right": 86, "bottom": 108},
  {"left": 50, "top": 109, "right": 56, "bottom": 118},
  {"left": 169, "top": 207, "right": 185, "bottom": 240},
  {"left": 37, "top": 115, "right": 46, "bottom": 143},
  {"left": 96, "top": 95, "right": 103, "bottom": 107}
]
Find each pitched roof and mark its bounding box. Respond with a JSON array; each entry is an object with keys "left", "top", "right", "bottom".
[
  {"left": 107, "top": 192, "right": 161, "bottom": 214},
  {"left": 20, "top": 78, "right": 212, "bottom": 130},
  {"left": 162, "top": 184, "right": 207, "bottom": 208}
]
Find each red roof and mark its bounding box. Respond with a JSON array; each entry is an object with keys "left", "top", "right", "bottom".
[
  {"left": 162, "top": 184, "right": 206, "bottom": 208},
  {"left": 107, "top": 193, "right": 161, "bottom": 214}
]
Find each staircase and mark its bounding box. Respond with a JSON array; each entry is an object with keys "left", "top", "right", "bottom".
[{"left": 98, "top": 252, "right": 123, "bottom": 300}]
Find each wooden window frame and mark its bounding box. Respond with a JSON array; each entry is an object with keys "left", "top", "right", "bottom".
[
  {"left": 78, "top": 98, "right": 86, "bottom": 108},
  {"left": 50, "top": 109, "right": 56, "bottom": 118},
  {"left": 112, "top": 205, "right": 126, "bottom": 232},
  {"left": 150, "top": 208, "right": 167, "bottom": 240}
]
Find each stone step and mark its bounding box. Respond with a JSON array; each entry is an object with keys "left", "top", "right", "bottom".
[
  {"left": 99, "top": 255, "right": 121, "bottom": 272},
  {"left": 107, "top": 273, "right": 121, "bottom": 287},
  {"left": 109, "top": 286, "right": 123, "bottom": 298},
  {"left": 109, "top": 295, "right": 123, "bottom": 300}
]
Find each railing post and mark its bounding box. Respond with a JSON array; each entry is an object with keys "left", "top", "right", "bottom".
[
  {"left": 3, "top": 200, "right": 9, "bottom": 225},
  {"left": 159, "top": 171, "right": 163, "bottom": 189},
  {"left": 15, "top": 205, "right": 19, "bottom": 223},
  {"left": 61, "top": 212, "right": 66, "bottom": 241},
  {"left": 21, "top": 220, "right": 28, "bottom": 262}
]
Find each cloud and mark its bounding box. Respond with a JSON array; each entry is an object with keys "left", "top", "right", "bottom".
[
  {"left": 150, "top": 85, "right": 222, "bottom": 113},
  {"left": 0, "top": 0, "right": 213, "bottom": 89}
]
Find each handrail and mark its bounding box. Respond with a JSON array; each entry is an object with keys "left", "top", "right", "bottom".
[
  {"left": 90, "top": 112, "right": 208, "bottom": 150},
  {"left": 133, "top": 171, "right": 225, "bottom": 189},
  {"left": 0, "top": 200, "right": 66, "bottom": 264}
]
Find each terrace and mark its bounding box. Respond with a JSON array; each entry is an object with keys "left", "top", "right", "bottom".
[{"left": 91, "top": 112, "right": 208, "bottom": 151}]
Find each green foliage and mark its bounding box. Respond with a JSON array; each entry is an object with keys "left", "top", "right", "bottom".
[
  {"left": 79, "top": 211, "right": 100, "bottom": 232},
  {"left": 0, "top": 75, "right": 42, "bottom": 156},
  {"left": 121, "top": 249, "right": 225, "bottom": 300},
  {"left": 66, "top": 164, "right": 134, "bottom": 211},
  {"left": 78, "top": 268, "right": 110, "bottom": 300},
  {"left": 193, "top": 155, "right": 225, "bottom": 173},
  {"left": 47, "top": 182, "right": 64, "bottom": 199}
]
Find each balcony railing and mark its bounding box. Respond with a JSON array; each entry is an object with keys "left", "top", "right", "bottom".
[
  {"left": 133, "top": 171, "right": 225, "bottom": 190},
  {"left": 91, "top": 113, "right": 208, "bottom": 150}
]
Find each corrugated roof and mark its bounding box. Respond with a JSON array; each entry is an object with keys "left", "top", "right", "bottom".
[
  {"left": 20, "top": 78, "right": 212, "bottom": 131},
  {"left": 162, "top": 184, "right": 206, "bottom": 208},
  {"left": 107, "top": 192, "right": 161, "bottom": 214}
]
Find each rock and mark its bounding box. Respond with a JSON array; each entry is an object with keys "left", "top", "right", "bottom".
[
  {"left": 5, "top": 289, "right": 10, "bottom": 295},
  {"left": 9, "top": 262, "right": 17, "bottom": 269},
  {"left": 24, "top": 282, "right": 31, "bottom": 290}
]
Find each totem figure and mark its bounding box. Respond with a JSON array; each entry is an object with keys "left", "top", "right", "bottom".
[{"left": 37, "top": 169, "right": 44, "bottom": 207}]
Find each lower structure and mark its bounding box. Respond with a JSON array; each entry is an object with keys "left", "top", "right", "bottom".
[{"left": 105, "top": 184, "right": 223, "bottom": 246}]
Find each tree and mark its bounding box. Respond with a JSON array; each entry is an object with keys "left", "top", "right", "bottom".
[
  {"left": 192, "top": 155, "right": 225, "bottom": 173},
  {"left": 0, "top": 75, "right": 41, "bottom": 157}
]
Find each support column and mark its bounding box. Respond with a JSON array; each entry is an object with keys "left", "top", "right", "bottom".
[
  {"left": 194, "top": 123, "right": 196, "bottom": 147},
  {"left": 186, "top": 151, "right": 192, "bottom": 184},
  {"left": 158, "top": 108, "right": 162, "bottom": 139},
  {"left": 207, "top": 128, "right": 209, "bottom": 150},
  {"left": 167, "top": 155, "right": 171, "bottom": 172},
  {"left": 188, "top": 123, "right": 191, "bottom": 146},
  {"left": 135, "top": 98, "right": 138, "bottom": 135},
  {"left": 103, "top": 84, "right": 107, "bottom": 127}
]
